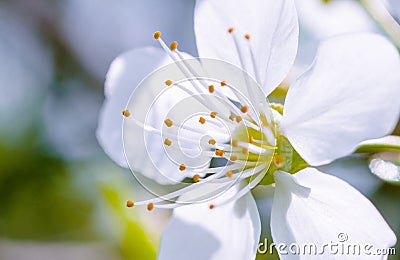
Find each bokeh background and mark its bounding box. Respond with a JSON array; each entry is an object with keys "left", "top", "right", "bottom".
[{"left": 0, "top": 0, "right": 399, "bottom": 259}]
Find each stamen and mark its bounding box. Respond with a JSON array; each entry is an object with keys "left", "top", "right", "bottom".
[
  {"left": 208, "top": 139, "right": 216, "bottom": 145},
  {"left": 199, "top": 117, "right": 206, "bottom": 124},
  {"left": 228, "top": 27, "right": 234, "bottom": 33},
  {"left": 236, "top": 116, "right": 243, "bottom": 123},
  {"left": 122, "top": 109, "right": 131, "bottom": 117},
  {"left": 210, "top": 112, "right": 218, "bottom": 118},
  {"left": 215, "top": 167, "right": 268, "bottom": 207},
  {"left": 153, "top": 31, "right": 161, "bottom": 39},
  {"left": 214, "top": 164, "right": 268, "bottom": 183},
  {"left": 230, "top": 155, "right": 238, "bottom": 161},
  {"left": 209, "top": 204, "right": 215, "bottom": 209},
  {"left": 231, "top": 139, "right": 238, "bottom": 147},
  {"left": 170, "top": 41, "right": 178, "bottom": 51},
  {"left": 208, "top": 85, "right": 215, "bottom": 93},
  {"left": 249, "top": 136, "right": 254, "bottom": 144},
  {"left": 273, "top": 155, "right": 285, "bottom": 168},
  {"left": 164, "top": 118, "right": 173, "bottom": 127},
  {"left": 164, "top": 138, "right": 172, "bottom": 146},
  {"left": 134, "top": 165, "right": 239, "bottom": 207},
  {"left": 220, "top": 81, "right": 226, "bottom": 86},
  {"left": 240, "top": 105, "right": 248, "bottom": 113},
  {"left": 171, "top": 49, "right": 235, "bottom": 116},
  {"left": 226, "top": 171, "right": 233, "bottom": 178},
  {"left": 229, "top": 114, "right": 235, "bottom": 121},
  {"left": 179, "top": 164, "right": 186, "bottom": 171},
  {"left": 126, "top": 200, "right": 134, "bottom": 208},
  {"left": 165, "top": 79, "right": 173, "bottom": 86},
  {"left": 193, "top": 174, "right": 200, "bottom": 183},
  {"left": 229, "top": 29, "right": 260, "bottom": 106},
  {"left": 215, "top": 150, "right": 225, "bottom": 156},
  {"left": 244, "top": 34, "right": 251, "bottom": 40},
  {"left": 242, "top": 147, "right": 249, "bottom": 153},
  {"left": 147, "top": 203, "right": 154, "bottom": 211}
]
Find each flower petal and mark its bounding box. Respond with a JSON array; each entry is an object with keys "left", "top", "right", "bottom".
[
  {"left": 194, "top": 0, "right": 298, "bottom": 94},
  {"left": 158, "top": 183, "right": 261, "bottom": 260},
  {"left": 281, "top": 33, "right": 400, "bottom": 166},
  {"left": 96, "top": 47, "right": 171, "bottom": 167},
  {"left": 271, "top": 168, "right": 396, "bottom": 259}
]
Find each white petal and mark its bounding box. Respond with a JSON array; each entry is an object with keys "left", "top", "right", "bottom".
[
  {"left": 158, "top": 183, "right": 261, "bottom": 260},
  {"left": 271, "top": 168, "right": 396, "bottom": 260},
  {"left": 96, "top": 47, "right": 171, "bottom": 167},
  {"left": 281, "top": 33, "right": 400, "bottom": 166},
  {"left": 194, "top": 0, "right": 298, "bottom": 94},
  {"left": 369, "top": 152, "right": 400, "bottom": 183}
]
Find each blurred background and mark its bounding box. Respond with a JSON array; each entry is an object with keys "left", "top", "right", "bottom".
[{"left": 0, "top": 0, "right": 399, "bottom": 259}]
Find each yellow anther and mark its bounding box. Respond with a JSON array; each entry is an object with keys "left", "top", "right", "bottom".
[
  {"left": 215, "top": 149, "right": 225, "bottom": 156},
  {"left": 209, "top": 204, "right": 215, "bottom": 209},
  {"left": 210, "top": 111, "right": 218, "bottom": 118},
  {"left": 122, "top": 109, "right": 131, "bottom": 117},
  {"left": 199, "top": 117, "right": 206, "bottom": 124},
  {"left": 170, "top": 41, "right": 178, "bottom": 51},
  {"left": 236, "top": 116, "right": 243, "bottom": 123},
  {"left": 208, "top": 85, "right": 215, "bottom": 93},
  {"left": 229, "top": 114, "right": 235, "bottom": 121},
  {"left": 242, "top": 147, "right": 249, "bottom": 153},
  {"left": 147, "top": 202, "right": 154, "bottom": 211},
  {"left": 193, "top": 174, "right": 200, "bottom": 183},
  {"left": 240, "top": 105, "right": 248, "bottom": 113},
  {"left": 208, "top": 139, "right": 216, "bottom": 145},
  {"left": 220, "top": 81, "right": 226, "bottom": 86},
  {"left": 249, "top": 136, "right": 254, "bottom": 144},
  {"left": 165, "top": 79, "right": 173, "bottom": 86},
  {"left": 164, "top": 118, "right": 173, "bottom": 127},
  {"left": 226, "top": 171, "right": 233, "bottom": 178},
  {"left": 154, "top": 31, "right": 161, "bottom": 39},
  {"left": 230, "top": 155, "right": 237, "bottom": 161},
  {"left": 228, "top": 27, "right": 234, "bottom": 33},
  {"left": 164, "top": 138, "right": 172, "bottom": 146},
  {"left": 179, "top": 164, "right": 186, "bottom": 171},
  {"left": 273, "top": 155, "right": 285, "bottom": 168},
  {"left": 245, "top": 34, "right": 251, "bottom": 40},
  {"left": 231, "top": 139, "right": 238, "bottom": 147},
  {"left": 126, "top": 200, "right": 134, "bottom": 208}
]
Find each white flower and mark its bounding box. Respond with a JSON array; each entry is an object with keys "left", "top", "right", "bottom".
[{"left": 97, "top": 0, "right": 400, "bottom": 259}]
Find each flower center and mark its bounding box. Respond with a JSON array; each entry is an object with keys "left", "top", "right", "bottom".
[{"left": 123, "top": 30, "right": 307, "bottom": 211}]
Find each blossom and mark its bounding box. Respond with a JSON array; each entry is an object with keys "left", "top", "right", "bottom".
[{"left": 97, "top": 0, "right": 400, "bottom": 259}]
